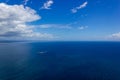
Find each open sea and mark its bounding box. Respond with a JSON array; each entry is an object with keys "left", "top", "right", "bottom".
[{"left": 0, "top": 41, "right": 120, "bottom": 80}]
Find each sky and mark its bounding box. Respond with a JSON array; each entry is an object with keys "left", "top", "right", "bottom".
[{"left": 0, "top": 0, "right": 120, "bottom": 41}]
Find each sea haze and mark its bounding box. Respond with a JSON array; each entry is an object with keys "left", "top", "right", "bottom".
[{"left": 0, "top": 41, "right": 120, "bottom": 80}]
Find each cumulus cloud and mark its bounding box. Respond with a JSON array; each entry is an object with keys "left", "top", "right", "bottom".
[
  {"left": 108, "top": 32, "right": 120, "bottom": 40},
  {"left": 41, "top": 0, "right": 54, "bottom": 9},
  {"left": 0, "top": 3, "right": 54, "bottom": 40},
  {"left": 71, "top": 1, "right": 88, "bottom": 13}
]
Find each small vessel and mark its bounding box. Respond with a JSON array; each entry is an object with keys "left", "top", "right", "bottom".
[{"left": 38, "top": 51, "right": 47, "bottom": 54}]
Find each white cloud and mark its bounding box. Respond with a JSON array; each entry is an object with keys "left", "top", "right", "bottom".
[
  {"left": 77, "top": 1, "right": 88, "bottom": 9},
  {"left": 71, "top": 1, "right": 88, "bottom": 13},
  {"left": 41, "top": 0, "right": 54, "bottom": 10},
  {"left": 0, "top": 3, "right": 54, "bottom": 40},
  {"left": 78, "top": 26, "right": 88, "bottom": 30},
  {"left": 108, "top": 32, "right": 120, "bottom": 40},
  {"left": 37, "top": 24, "right": 72, "bottom": 29},
  {"left": 71, "top": 9, "right": 77, "bottom": 13},
  {"left": 23, "top": 0, "right": 29, "bottom": 5}
]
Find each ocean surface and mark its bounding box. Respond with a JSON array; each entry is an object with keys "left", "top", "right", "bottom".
[{"left": 0, "top": 41, "right": 120, "bottom": 80}]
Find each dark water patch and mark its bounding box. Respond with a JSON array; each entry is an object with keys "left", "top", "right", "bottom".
[{"left": 0, "top": 42, "right": 120, "bottom": 80}]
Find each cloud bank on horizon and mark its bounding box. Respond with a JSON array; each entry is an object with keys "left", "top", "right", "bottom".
[
  {"left": 108, "top": 32, "right": 120, "bottom": 40},
  {"left": 0, "top": 0, "right": 120, "bottom": 41}
]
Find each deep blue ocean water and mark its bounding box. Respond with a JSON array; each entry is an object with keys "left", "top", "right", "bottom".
[{"left": 0, "top": 41, "right": 120, "bottom": 80}]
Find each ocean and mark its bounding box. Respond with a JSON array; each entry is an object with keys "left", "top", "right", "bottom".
[{"left": 0, "top": 41, "right": 120, "bottom": 80}]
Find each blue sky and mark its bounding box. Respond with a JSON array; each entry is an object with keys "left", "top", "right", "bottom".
[{"left": 0, "top": 0, "right": 120, "bottom": 41}]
